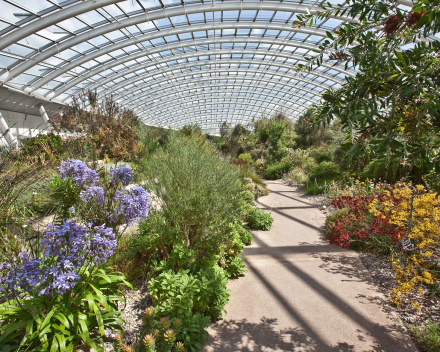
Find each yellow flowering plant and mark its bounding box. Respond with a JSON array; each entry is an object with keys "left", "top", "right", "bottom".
[{"left": 368, "top": 183, "right": 440, "bottom": 306}]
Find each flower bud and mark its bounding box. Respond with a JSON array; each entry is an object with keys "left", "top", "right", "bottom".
[
  {"left": 164, "top": 329, "right": 176, "bottom": 344},
  {"left": 143, "top": 307, "right": 155, "bottom": 325},
  {"left": 174, "top": 342, "right": 186, "bottom": 352},
  {"left": 158, "top": 316, "right": 170, "bottom": 331},
  {"left": 142, "top": 334, "right": 155, "bottom": 352},
  {"left": 121, "top": 344, "right": 134, "bottom": 352},
  {"left": 171, "top": 318, "right": 182, "bottom": 332}
]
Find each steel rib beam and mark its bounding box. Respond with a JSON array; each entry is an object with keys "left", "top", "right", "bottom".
[
  {"left": 119, "top": 78, "right": 321, "bottom": 106},
  {"left": 76, "top": 58, "right": 344, "bottom": 99},
  {"left": 52, "top": 47, "right": 353, "bottom": 97},
  {"left": 112, "top": 67, "right": 330, "bottom": 101},
  {"left": 140, "top": 98, "right": 300, "bottom": 123},
  {"left": 0, "top": 0, "right": 125, "bottom": 51},
  {"left": 137, "top": 95, "right": 309, "bottom": 119},
  {"left": 124, "top": 83, "right": 318, "bottom": 111},
  {"left": 33, "top": 35, "right": 335, "bottom": 93},
  {"left": 2, "top": 2, "right": 353, "bottom": 84}
]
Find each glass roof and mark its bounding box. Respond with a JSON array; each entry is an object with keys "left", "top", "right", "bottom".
[{"left": 0, "top": 0, "right": 410, "bottom": 133}]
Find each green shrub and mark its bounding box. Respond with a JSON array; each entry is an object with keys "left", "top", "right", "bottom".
[
  {"left": 303, "top": 179, "right": 328, "bottom": 195},
  {"left": 21, "top": 133, "right": 64, "bottom": 160},
  {"left": 127, "top": 211, "right": 194, "bottom": 276},
  {"left": 309, "top": 145, "right": 334, "bottom": 163},
  {"left": 283, "top": 166, "right": 307, "bottom": 185},
  {"left": 309, "top": 161, "right": 340, "bottom": 181},
  {"left": 247, "top": 208, "right": 274, "bottom": 230},
  {"left": 141, "top": 135, "right": 243, "bottom": 261},
  {"left": 148, "top": 267, "right": 229, "bottom": 350},
  {"left": 407, "top": 320, "right": 440, "bottom": 352},
  {"left": 263, "top": 163, "right": 292, "bottom": 180},
  {"left": 0, "top": 268, "right": 130, "bottom": 352},
  {"left": 360, "top": 158, "right": 405, "bottom": 183},
  {"left": 224, "top": 255, "right": 247, "bottom": 278},
  {"left": 235, "top": 153, "right": 252, "bottom": 166},
  {"left": 238, "top": 226, "right": 253, "bottom": 246},
  {"left": 281, "top": 149, "right": 317, "bottom": 173}
]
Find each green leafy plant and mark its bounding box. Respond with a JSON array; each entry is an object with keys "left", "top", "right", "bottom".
[
  {"left": 247, "top": 207, "right": 274, "bottom": 231},
  {"left": 309, "top": 161, "right": 340, "bottom": 181},
  {"left": 20, "top": 133, "right": 64, "bottom": 162},
  {"left": 130, "top": 307, "right": 185, "bottom": 352},
  {"left": 0, "top": 268, "right": 130, "bottom": 352},
  {"left": 297, "top": 0, "right": 440, "bottom": 185},
  {"left": 148, "top": 268, "right": 229, "bottom": 351},
  {"left": 224, "top": 256, "right": 246, "bottom": 279},
  {"left": 407, "top": 320, "right": 440, "bottom": 352}
]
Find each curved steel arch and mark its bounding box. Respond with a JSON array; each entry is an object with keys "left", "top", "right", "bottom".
[
  {"left": 114, "top": 67, "right": 329, "bottom": 101},
  {"left": 140, "top": 99, "right": 301, "bottom": 125},
  {"left": 86, "top": 58, "right": 344, "bottom": 99},
  {"left": 4, "top": 2, "right": 353, "bottom": 85},
  {"left": 0, "top": 0, "right": 412, "bottom": 54},
  {"left": 0, "top": 0, "right": 124, "bottom": 51},
  {"left": 137, "top": 95, "right": 309, "bottom": 122},
  {"left": 0, "top": 0, "right": 413, "bottom": 133},
  {"left": 124, "top": 83, "right": 318, "bottom": 113},
  {"left": 119, "top": 77, "right": 321, "bottom": 107},
  {"left": 34, "top": 35, "right": 336, "bottom": 94},
  {"left": 65, "top": 47, "right": 353, "bottom": 96},
  {"left": 150, "top": 107, "right": 301, "bottom": 128}
]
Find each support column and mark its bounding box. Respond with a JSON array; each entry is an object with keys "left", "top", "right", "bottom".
[
  {"left": 0, "top": 112, "right": 15, "bottom": 148},
  {"left": 38, "top": 104, "right": 51, "bottom": 133}
]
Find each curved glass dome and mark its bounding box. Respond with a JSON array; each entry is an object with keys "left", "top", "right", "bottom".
[{"left": 0, "top": 0, "right": 412, "bottom": 134}]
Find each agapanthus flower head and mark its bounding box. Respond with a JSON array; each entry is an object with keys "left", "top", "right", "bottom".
[
  {"left": 58, "top": 158, "right": 99, "bottom": 186},
  {"left": 0, "top": 219, "right": 117, "bottom": 297},
  {"left": 80, "top": 186, "right": 105, "bottom": 205},
  {"left": 112, "top": 185, "right": 150, "bottom": 225},
  {"left": 109, "top": 167, "right": 133, "bottom": 186}
]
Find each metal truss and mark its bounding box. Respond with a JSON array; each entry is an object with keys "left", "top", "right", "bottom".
[{"left": 0, "top": 0, "right": 415, "bottom": 133}]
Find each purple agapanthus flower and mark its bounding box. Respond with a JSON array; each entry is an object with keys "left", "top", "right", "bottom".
[
  {"left": 0, "top": 219, "right": 117, "bottom": 297},
  {"left": 80, "top": 186, "right": 105, "bottom": 205},
  {"left": 109, "top": 167, "right": 133, "bottom": 186},
  {"left": 112, "top": 185, "right": 150, "bottom": 225},
  {"left": 58, "top": 159, "right": 99, "bottom": 186}
]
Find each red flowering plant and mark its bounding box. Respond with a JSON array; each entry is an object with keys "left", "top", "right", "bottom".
[{"left": 325, "top": 183, "right": 404, "bottom": 254}]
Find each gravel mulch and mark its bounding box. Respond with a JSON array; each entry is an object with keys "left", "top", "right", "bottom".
[
  {"left": 103, "top": 282, "right": 151, "bottom": 351},
  {"left": 359, "top": 253, "right": 440, "bottom": 327}
]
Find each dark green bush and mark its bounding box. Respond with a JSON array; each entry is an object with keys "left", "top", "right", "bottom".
[
  {"left": 309, "top": 145, "right": 334, "bottom": 163},
  {"left": 242, "top": 191, "right": 255, "bottom": 204},
  {"left": 238, "top": 226, "right": 253, "bottom": 246},
  {"left": 309, "top": 161, "right": 340, "bottom": 180},
  {"left": 263, "top": 163, "right": 292, "bottom": 180}
]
